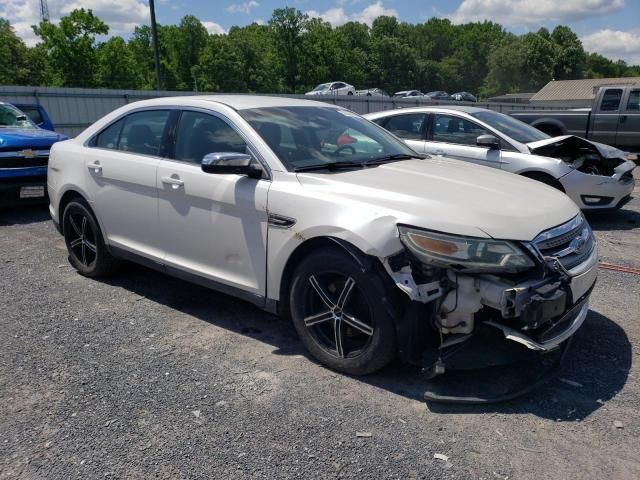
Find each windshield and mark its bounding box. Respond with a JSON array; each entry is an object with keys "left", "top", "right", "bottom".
[
  {"left": 239, "top": 106, "right": 419, "bottom": 171},
  {"left": 312, "top": 83, "right": 331, "bottom": 92},
  {"left": 0, "top": 104, "right": 36, "bottom": 130},
  {"left": 470, "top": 110, "right": 550, "bottom": 143}
]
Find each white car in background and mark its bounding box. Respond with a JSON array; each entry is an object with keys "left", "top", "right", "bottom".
[
  {"left": 393, "top": 90, "right": 424, "bottom": 99},
  {"left": 47, "top": 96, "right": 597, "bottom": 390},
  {"left": 305, "top": 82, "right": 355, "bottom": 96},
  {"left": 365, "top": 106, "right": 636, "bottom": 210}
]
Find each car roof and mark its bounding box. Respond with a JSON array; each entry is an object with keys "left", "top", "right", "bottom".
[
  {"left": 367, "top": 105, "right": 488, "bottom": 116},
  {"left": 130, "top": 95, "right": 343, "bottom": 111}
]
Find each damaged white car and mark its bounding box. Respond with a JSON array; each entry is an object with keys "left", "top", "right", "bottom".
[
  {"left": 365, "top": 106, "right": 636, "bottom": 210},
  {"left": 48, "top": 96, "right": 597, "bottom": 395}
]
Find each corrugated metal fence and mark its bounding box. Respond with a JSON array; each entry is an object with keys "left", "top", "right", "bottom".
[{"left": 0, "top": 85, "right": 563, "bottom": 137}]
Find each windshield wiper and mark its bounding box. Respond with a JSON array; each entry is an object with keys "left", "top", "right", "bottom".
[
  {"left": 362, "top": 153, "right": 426, "bottom": 166},
  {"left": 293, "top": 161, "right": 364, "bottom": 172}
]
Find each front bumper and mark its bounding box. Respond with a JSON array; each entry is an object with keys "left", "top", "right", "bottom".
[
  {"left": 560, "top": 160, "right": 636, "bottom": 210},
  {"left": 0, "top": 174, "right": 48, "bottom": 207}
]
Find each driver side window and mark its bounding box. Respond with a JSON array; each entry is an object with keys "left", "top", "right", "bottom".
[
  {"left": 432, "top": 114, "right": 491, "bottom": 146},
  {"left": 173, "top": 111, "right": 248, "bottom": 164}
]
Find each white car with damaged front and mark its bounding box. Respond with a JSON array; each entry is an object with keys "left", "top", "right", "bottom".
[
  {"left": 365, "top": 106, "right": 636, "bottom": 210},
  {"left": 47, "top": 96, "right": 597, "bottom": 387}
]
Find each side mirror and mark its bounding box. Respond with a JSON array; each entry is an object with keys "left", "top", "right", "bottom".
[
  {"left": 476, "top": 134, "right": 501, "bottom": 150},
  {"left": 201, "top": 152, "right": 263, "bottom": 179}
]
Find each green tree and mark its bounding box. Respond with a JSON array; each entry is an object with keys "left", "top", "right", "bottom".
[
  {"left": 95, "top": 36, "right": 139, "bottom": 88},
  {"left": 172, "top": 15, "right": 208, "bottom": 89},
  {"left": 0, "top": 18, "right": 31, "bottom": 84},
  {"left": 269, "top": 7, "right": 309, "bottom": 93},
  {"left": 193, "top": 35, "right": 245, "bottom": 92},
  {"left": 550, "top": 25, "right": 586, "bottom": 80},
  {"left": 227, "top": 23, "right": 279, "bottom": 92},
  {"left": 33, "top": 8, "right": 108, "bottom": 87}
]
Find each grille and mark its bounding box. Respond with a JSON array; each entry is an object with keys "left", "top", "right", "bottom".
[
  {"left": 0, "top": 149, "right": 49, "bottom": 169},
  {"left": 533, "top": 215, "right": 595, "bottom": 271},
  {"left": 0, "top": 156, "right": 49, "bottom": 168}
]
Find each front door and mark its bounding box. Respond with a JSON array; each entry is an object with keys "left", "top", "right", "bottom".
[
  {"left": 157, "top": 110, "right": 269, "bottom": 297},
  {"left": 84, "top": 109, "right": 171, "bottom": 260},
  {"left": 424, "top": 113, "right": 501, "bottom": 168}
]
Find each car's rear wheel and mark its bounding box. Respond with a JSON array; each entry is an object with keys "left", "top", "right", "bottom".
[
  {"left": 289, "top": 249, "right": 396, "bottom": 375},
  {"left": 63, "top": 198, "right": 118, "bottom": 277}
]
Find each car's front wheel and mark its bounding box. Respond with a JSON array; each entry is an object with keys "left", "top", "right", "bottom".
[
  {"left": 63, "top": 198, "right": 118, "bottom": 277},
  {"left": 289, "top": 248, "right": 396, "bottom": 375}
]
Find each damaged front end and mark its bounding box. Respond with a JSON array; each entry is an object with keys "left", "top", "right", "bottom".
[
  {"left": 527, "top": 136, "right": 636, "bottom": 208},
  {"left": 384, "top": 215, "right": 598, "bottom": 400}
]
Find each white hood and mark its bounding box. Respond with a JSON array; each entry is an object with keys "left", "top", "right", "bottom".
[{"left": 296, "top": 158, "right": 579, "bottom": 242}]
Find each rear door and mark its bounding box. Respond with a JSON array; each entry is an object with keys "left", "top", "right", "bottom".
[
  {"left": 372, "top": 113, "right": 427, "bottom": 153},
  {"left": 591, "top": 88, "right": 623, "bottom": 145},
  {"left": 424, "top": 113, "right": 502, "bottom": 168},
  {"left": 84, "top": 109, "right": 172, "bottom": 260},
  {"left": 616, "top": 88, "right": 640, "bottom": 148}
]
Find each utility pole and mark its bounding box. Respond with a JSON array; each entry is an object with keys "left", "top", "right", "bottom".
[
  {"left": 149, "top": 0, "right": 161, "bottom": 91},
  {"left": 39, "top": 0, "right": 50, "bottom": 21}
]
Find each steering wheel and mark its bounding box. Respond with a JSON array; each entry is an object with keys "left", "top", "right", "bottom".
[{"left": 333, "top": 145, "right": 356, "bottom": 156}]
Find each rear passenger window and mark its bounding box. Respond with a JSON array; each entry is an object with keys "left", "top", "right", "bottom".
[
  {"left": 600, "top": 89, "right": 622, "bottom": 111},
  {"left": 118, "top": 110, "right": 170, "bottom": 156},
  {"left": 19, "top": 106, "right": 43, "bottom": 125},
  {"left": 383, "top": 114, "right": 426, "bottom": 140},
  {"left": 174, "top": 111, "right": 247, "bottom": 163},
  {"left": 95, "top": 119, "right": 124, "bottom": 149},
  {"left": 626, "top": 90, "right": 640, "bottom": 111}
]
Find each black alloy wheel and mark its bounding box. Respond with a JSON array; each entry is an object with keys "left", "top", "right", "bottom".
[
  {"left": 289, "top": 248, "right": 397, "bottom": 375},
  {"left": 63, "top": 198, "right": 118, "bottom": 277}
]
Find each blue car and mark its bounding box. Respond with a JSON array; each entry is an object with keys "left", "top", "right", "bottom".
[{"left": 0, "top": 102, "right": 67, "bottom": 207}]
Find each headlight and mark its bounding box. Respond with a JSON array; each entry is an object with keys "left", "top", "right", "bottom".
[{"left": 398, "top": 226, "right": 535, "bottom": 272}]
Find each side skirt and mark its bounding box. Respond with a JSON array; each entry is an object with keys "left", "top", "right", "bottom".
[{"left": 110, "top": 245, "right": 272, "bottom": 312}]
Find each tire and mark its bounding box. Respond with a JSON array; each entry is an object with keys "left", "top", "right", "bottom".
[
  {"left": 289, "top": 248, "right": 396, "bottom": 375},
  {"left": 62, "top": 198, "right": 118, "bottom": 277},
  {"left": 347, "top": 91, "right": 354, "bottom": 95},
  {"left": 521, "top": 172, "right": 565, "bottom": 192}
]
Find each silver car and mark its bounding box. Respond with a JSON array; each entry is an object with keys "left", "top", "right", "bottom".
[
  {"left": 365, "top": 106, "right": 636, "bottom": 210},
  {"left": 305, "top": 81, "right": 355, "bottom": 96}
]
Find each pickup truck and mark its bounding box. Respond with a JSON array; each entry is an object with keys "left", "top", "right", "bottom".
[
  {"left": 12, "top": 103, "right": 56, "bottom": 131},
  {"left": 0, "top": 102, "right": 67, "bottom": 207},
  {"left": 510, "top": 85, "right": 640, "bottom": 151}
]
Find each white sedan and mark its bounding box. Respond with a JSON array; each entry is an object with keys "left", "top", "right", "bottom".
[
  {"left": 305, "top": 81, "right": 355, "bottom": 96},
  {"left": 365, "top": 106, "right": 636, "bottom": 210},
  {"left": 47, "top": 96, "right": 597, "bottom": 382}
]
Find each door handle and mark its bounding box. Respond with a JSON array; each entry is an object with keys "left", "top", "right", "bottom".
[
  {"left": 433, "top": 150, "right": 445, "bottom": 156},
  {"left": 87, "top": 161, "right": 102, "bottom": 173},
  {"left": 620, "top": 115, "right": 627, "bottom": 124},
  {"left": 161, "top": 175, "right": 185, "bottom": 189}
]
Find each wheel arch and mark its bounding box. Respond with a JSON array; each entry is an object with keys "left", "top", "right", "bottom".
[
  {"left": 519, "top": 170, "right": 566, "bottom": 192},
  {"left": 277, "top": 236, "right": 380, "bottom": 317},
  {"left": 530, "top": 119, "right": 567, "bottom": 137}
]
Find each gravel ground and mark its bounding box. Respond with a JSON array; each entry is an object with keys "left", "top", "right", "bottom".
[{"left": 1, "top": 174, "right": 639, "bottom": 479}]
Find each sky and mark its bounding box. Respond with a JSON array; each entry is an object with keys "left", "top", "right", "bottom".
[{"left": 2, "top": 0, "right": 640, "bottom": 65}]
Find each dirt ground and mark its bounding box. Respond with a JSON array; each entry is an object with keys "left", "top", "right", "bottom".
[{"left": 1, "top": 172, "right": 639, "bottom": 479}]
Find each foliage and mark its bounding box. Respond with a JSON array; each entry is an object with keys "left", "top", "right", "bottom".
[
  {"left": 32, "top": 9, "right": 108, "bottom": 87},
  {"left": 1, "top": 7, "right": 639, "bottom": 98}
]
